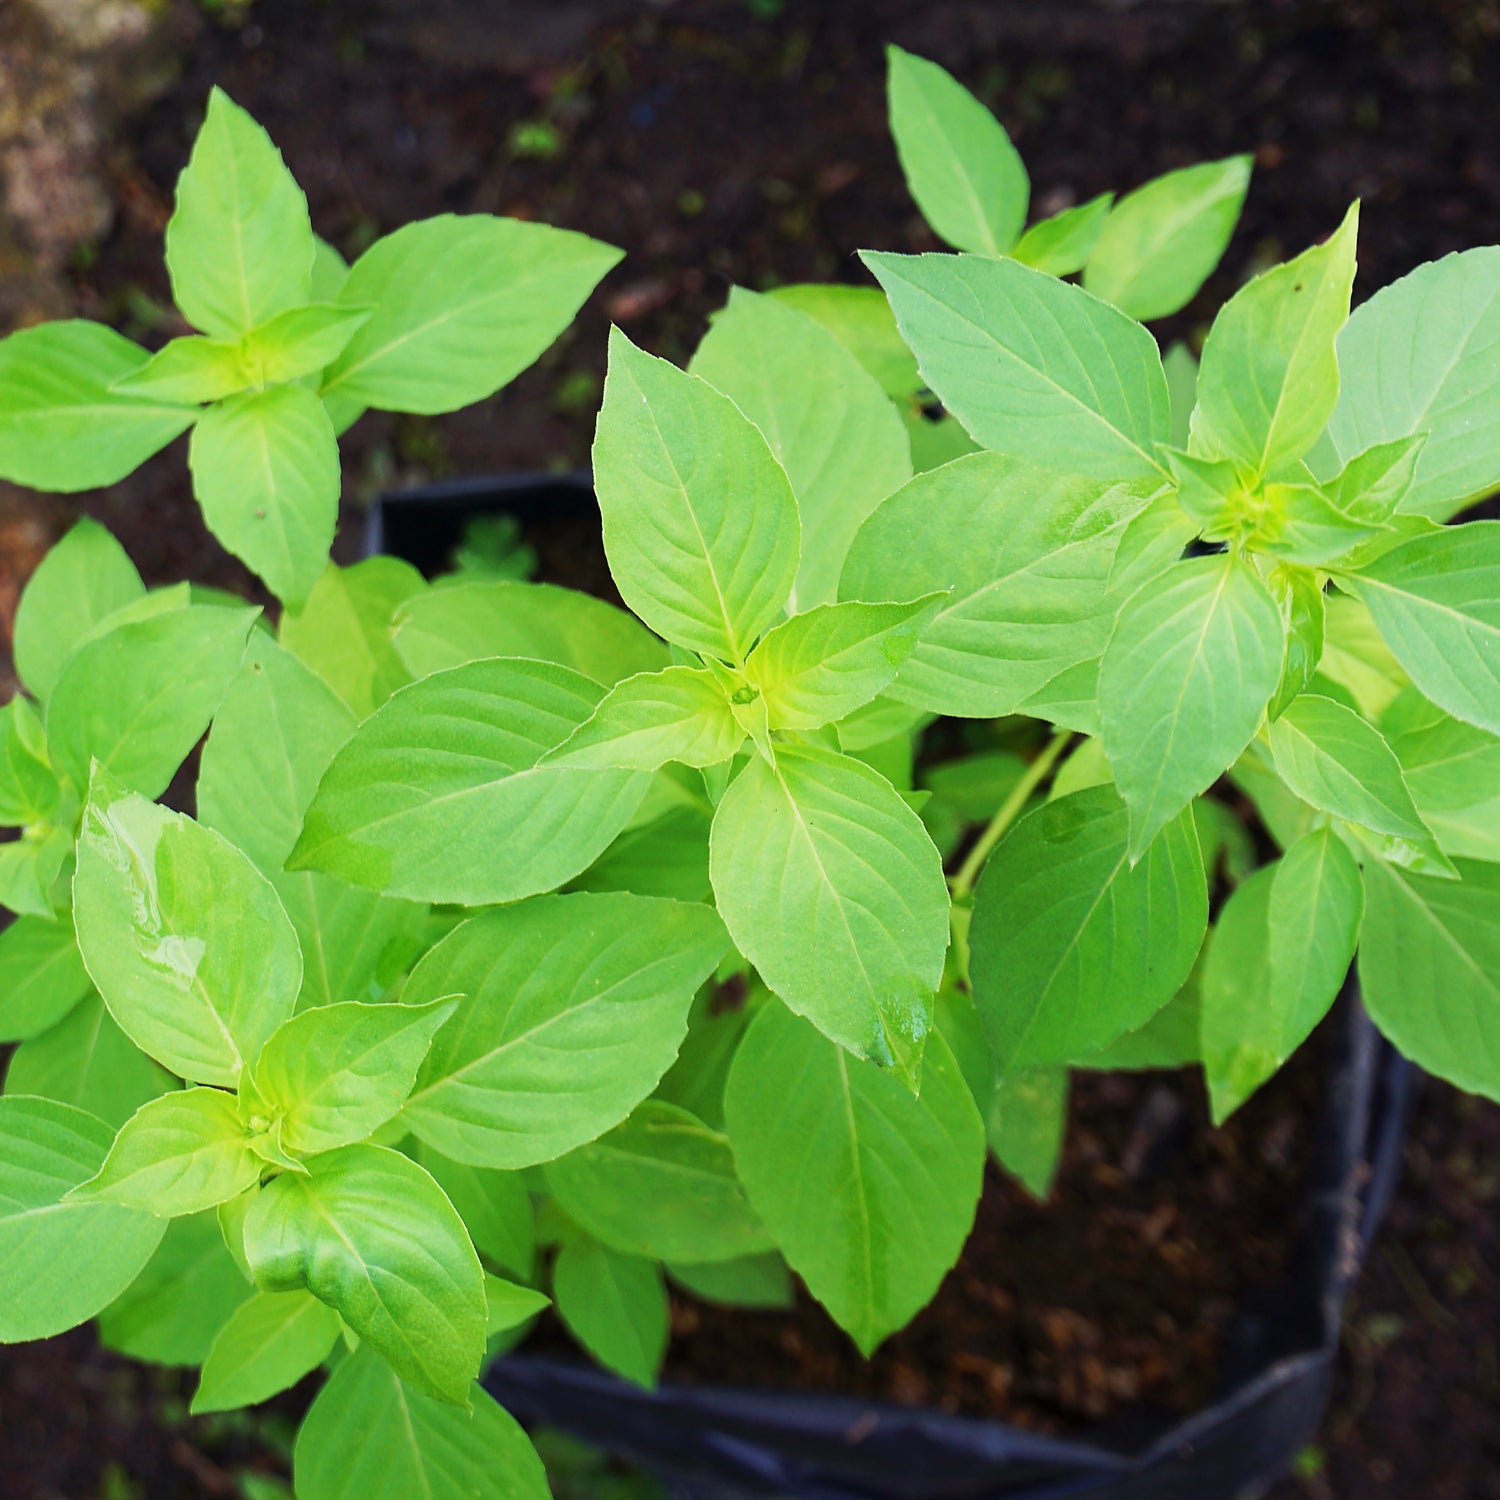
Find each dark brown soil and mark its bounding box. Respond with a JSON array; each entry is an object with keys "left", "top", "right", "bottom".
[
  {"left": 660, "top": 1055, "right": 1314, "bottom": 1432},
  {"left": 2, "top": 0, "right": 1499, "bottom": 1494}
]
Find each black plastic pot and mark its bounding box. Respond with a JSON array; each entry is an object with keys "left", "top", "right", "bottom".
[{"left": 371, "top": 476, "right": 1416, "bottom": 1500}]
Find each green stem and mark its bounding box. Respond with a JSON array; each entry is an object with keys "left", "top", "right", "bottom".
[{"left": 949, "top": 729, "right": 1073, "bottom": 899}]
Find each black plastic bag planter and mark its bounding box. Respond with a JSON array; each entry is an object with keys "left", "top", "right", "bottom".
[{"left": 370, "top": 475, "right": 1416, "bottom": 1500}]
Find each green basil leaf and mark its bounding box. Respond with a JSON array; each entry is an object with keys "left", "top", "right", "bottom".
[
  {"left": 280, "top": 557, "right": 427, "bottom": 719},
  {"left": 1266, "top": 694, "right": 1440, "bottom": 850},
  {"left": 569, "top": 804, "right": 713, "bottom": 905},
  {"left": 47, "top": 603, "right": 257, "bottom": 799},
  {"left": 1164, "top": 341, "right": 1198, "bottom": 449},
  {"left": 863, "top": 250, "right": 1171, "bottom": 484},
  {"left": 710, "top": 745, "right": 949, "bottom": 1080},
  {"left": 743, "top": 597, "right": 943, "bottom": 729},
  {"left": 294, "top": 1344, "right": 549, "bottom": 1500},
  {"left": 1325, "top": 435, "right": 1427, "bottom": 523},
  {"left": 1319, "top": 594, "right": 1409, "bottom": 720},
  {"left": 484, "top": 1274, "right": 549, "bottom": 1343},
  {"left": 74, "top": 771, "right": 301, "bottom": 1087},
  {"left": 667, "top": 1253, "right": 793, "bottom": 1311},
  {"left": 1190, "top": 204, "right": 1359, "bottom": 475},
  {"left": 240, "top": 303, "right": 371, "bottom": 385},
  {"left": 594, "top": 327, "right": 801, "bottom": 661},
  {"left": 545, "top": 1100, "right": 770, "bottom": 1265},
  {"left": 0, "top": 1096, "right": 167, "bottom": 1341},
  {"left": 0, "top": 914, "right": 90, "bottom": 1042},
  {"left": 724, "top": 1000, "right": 983, "bottom": 1355},
  {"left": 250, "top": 999, "right": 457, "bottom": 1156},
  {"left": 1082, "top": 156, "right": 1252, "bottom": 321},
  {"left": 985, "top": 1068, "right": 1068, "bottom": 1200},
  {"left": 1359, "top": 858, "right": 1500, "bottom": 1100},
  {"left": 553, "top": 1238, "right": 668, "bottom": 1389},
  {"left": 769, "top": 283, "right": 922, "bottom": 399},
  {"left": 75, "top": 1087, "right": 259, "bottom": 1216},
  {"left": 0, "top": 698, "right": 60, "bottom": 825},
  {"left": 0, "top": 323, "right": 195, "bottom": 493},
  {"left": 1101, "top": 553, "right": 1285, "bottom": 855},
  {"left": 392, "top": 579, "right": 666, "bottom": 685},
  {"left": 319, "top": 214, "right": 620, "bottom": 414},
  {"left": 1012, "top": 193, "right": 1114, "bottom": 277},
  {"left": 13, "top": 518, "right": 145, "bottom": 703},
  {"left": 110, "top": 334, "right": 252, "bottom": 404},
  {"left": 885, "top": 45, "right": 1028, "bottom": 255},
  {"left": 0, "top": 827, "right": 70, "bottom": 919},
  {"left": 193, "top": 1289, "right": 343, "bottom": 1413},
  {"left": 245, "top": 1142, "right": 486, "bottom": 1404},
  {"left": 1348, "top": 521, "right": 1500, "bottom": 736},
  {"left": 5, "top": 992, "right": 172, "bottom": 1128},
  {"left": 401, "top": 892, "right": 727, "bottom": 1169},
  {"left": 415, "top": 1143, "right": 534, "bottom": 1282},
  {"left": 165, "top": 88, "right": 314, "bottom": 338},
  {"left": 689, "top": 286, "right": 912, "bottom": 609},
  {"left": 546, "top": 666, "right": 743, "bottom": 771},
  {"left": 969, "top": 785, "right": 1207, "bottom": 1072},
  {"left": 1267, "top": 564, "right": 1327, "bottom": 721},
  {"left": 290, "top": 658, "right": 650, "bottom": 906},
  {"left": 188, "top": 382, "right": 340, "bottom": 607},
  {"left": 1201, "top": 827, "right": 1362, "bottom": 1121},
  {"left": 1327, "top": 248, "right": 1500, "bottom": 520},
  {"left": 1383, "top": 688, "right": 1500, "bottom": 862},
  {"left": 841, "top": 452, "right": 1150, "bottom": 717},
  {"left": 1073, "top": 964, "right": 1203, "bottom": 1069}
]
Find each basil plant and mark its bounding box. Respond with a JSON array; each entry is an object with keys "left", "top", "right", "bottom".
[{"left": 0, "top": 58, "right": 1497, "bottom": 1500}]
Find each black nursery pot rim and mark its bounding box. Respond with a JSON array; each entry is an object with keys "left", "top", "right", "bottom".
[{"left": 370, "top": 475, "right": 1416, "bottom": 1500}]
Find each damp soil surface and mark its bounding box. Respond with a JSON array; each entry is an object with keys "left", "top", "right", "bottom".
[{"left": 659, "top": 1055, "right": 1317, "bottom": 1432}]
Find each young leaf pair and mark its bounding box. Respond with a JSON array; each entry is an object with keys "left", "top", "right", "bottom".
[{"left": 0, "top": 88, "right": 620, "bottom": 607}]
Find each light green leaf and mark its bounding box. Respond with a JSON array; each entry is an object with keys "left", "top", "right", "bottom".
[
  {"left": 13, "top": 518, "right": 145, "bottom": 702},
  {"left": 0, "top": 826, "right": 71, "bottom": 919},
  {"left": 74, "top": 772, "right": 301, "bottom": 1087},
  {"left": 97, "top": 1211, "right": 252, "bottom": 1366},
  {"left": 1164, "top": 341, "right": 1198, "bottom": 450},
  {"left": 1347, "top": 521, "right": 1500, "bottom": 736},
  {"left": 1073, "top": 965, "right": 1203, "bottom": 1068},
  {"left": 569, "top": 804, "right": 712, "bottom": 905},
  {"left": 1383, "top": 689, "right": 1500, "bottom": 862},
  {"left": 1201, "top": 827, "right": 1362, "bottom": 1121},
  {"left": 1266, "top": 694, "right": 1438, "bottom": 849},
  {"left": 5, "top": 993, "right": 172, "bottom": 1128},
  {"left": 1326, "top": 435, "right": 1427, "bottom": 523},
  {"left": 244, "top": 1142, "right": 486, "bottom": 1404},
  {"left": 1190, "top": 204, "right": 1359, "bottom": 475},
  {"left": 415, "top": 1143, "right": 534, "bottom": 1282},
  {"left": 0, "top": 322, "right": 195, "bottom": 493},
  {"left": 485, "top": 1274, "right": 550, "bottom": 1340},
  {"left": 198, "top": 634, "right": 426, "bottom": 1012},
  {"left": 240, "top": 303, "right": 371, "bottom": 385},
  {"left": 1012, "top": 193, "right": 1114, "bottom": 276},
  {"left": 1267, "top": 564, "right": 1326, "bottom": 720},
  {"left": 392, "top": 579, "right": 666, "bottom": 685},
  {"left": 770, "top": 283, "right": 921, "bottom": 398},
  {"left": 294, "top": 1344, "right": 549, "bottom": 1500},
  {"left": 553, "top": 1238, "right": 667, "bottom": 1389},
  {"left": 280, "top": 557, "right": 427, "bottom": 719},
  {"left": 166, "top": 89, "right": 314, "bottom": 338},
  {"left": 864, "top": 251, "right": 1171, "bottom": 483},
  {"left": 886, "top": 45, "right": 1028, "bottom": 255},
  {"left": 289, "top": 658, "right": 650, "bottom": 906},
  {"left": 724, "top": 1001, "right": 983, "bottom": 1354},
  {"left": 1327, "top": 248, "right": 1500, "bottom": 520},
  {"left": 0, "top": 915, "right": 90, "bottom": 1042},
  {"left": 841, "top": 451, "right": 1151, "bottom": 717},
  {"left": 311, "top": 236, "right": 350, "bottom": 302},
  {"left": 545, "top": 1101, "right": 770, "bottom": 1265},
  {"left": 1359, "top": 858, "right": 1500, "bottom": 1100},
  {"left": 0, "top": 699, "right": 61, "bottom": 826},
  {"left": 744, "top": 597, "right": 942, "bottom": 729},
  {"left": 986, "top": 1069, "right": 1068, "bottom": 1199},
  {"left": 969, "top": 785, "right": 1207, "bottom": 1072},
  {"left": 1083, "top": 156, "right": 1252, "bottom": 321},
  {"left": 0, "top": 1096, "right": 166, "bottom": 1341},
  {"left": 1100, "top": 553, "right": 1285, "bottom": 855},
  {"left": 689, "top": 286, "right": 912, "bottom": 609},
  {"left": 667, "top": 1254, "right": 793, "bottom": 1311},
  {"left": 594, "top": 327, "right": 800, "bottom": 661},
  {"left": 710, "top": 745, "right": 949, "bottom": 1077},
  {"left": 401, "top": 892, "right": 727, "bottom": 1169},
  {"left": 188, "top": 382, "right": 340, "bottom": 607},
  {"left": 47, "top": 603, "right": 257, "bottom": 799},
  {"left": 250, "top": 999, "right": 457, "bottom": 1157},
  {"left": 110, "top": 334, "right": 251, "bottom": 404},
  {"left": 546, "top": 666, "right": 743, "bottom": 770},
  {"left": 1318, "top": 594, "right": 1408, "bottom": 720},
  {"left": 75, "top": 1087, "right": 259, "bottom": 1216},
  {"left": 320, "top": 214, "right": 620, "bottom": 414},
  {"left": 193, "top": 1289, "right": 343, "bottom": 1413}
]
